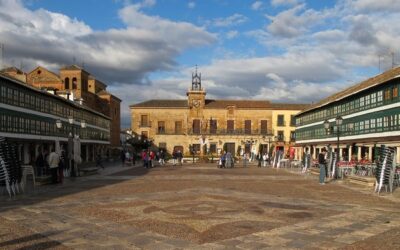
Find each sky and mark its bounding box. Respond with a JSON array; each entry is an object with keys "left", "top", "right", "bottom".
[{"left": 1, "top": 0, "right": 400, "bottom": 128}]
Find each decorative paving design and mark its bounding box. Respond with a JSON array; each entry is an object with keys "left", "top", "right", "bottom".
[{"left": 78, "top": 193, "right": 338, "bottom": 244}]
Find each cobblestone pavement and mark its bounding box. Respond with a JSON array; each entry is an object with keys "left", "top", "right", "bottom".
[{"left": 1, "top": 163, "right": 399, "bottom": 249}]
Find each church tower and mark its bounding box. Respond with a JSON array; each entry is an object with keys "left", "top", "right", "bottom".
[{"left": 187, "top": 66, "right": 206, "bottom": 112}]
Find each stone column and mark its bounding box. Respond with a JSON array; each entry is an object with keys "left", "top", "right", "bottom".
[
  {"left": 23, "top": 143, "right": 30, "bottom": 165},
  {"left": 349, "top": 146, "right": 353, "bottom": 161},
  {"left": 368, "top": 146, "right": 373, "bottom": 161},
  {"left": 357, "top": 146, "right": 362, "bottom": 161},
  {"left": 312, "top": 146, "right": 317, "bottom": 160},
  {"left": 397, "top": 147, "right": 400, "bottom": 165},
  {"left": 339, "top": 148, "right": 343, "bottom": 161}
]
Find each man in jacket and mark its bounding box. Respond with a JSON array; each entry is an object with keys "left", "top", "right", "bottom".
[
  {"left": 319, "top": 148, "right": 327, "bottom": 185},
  {"left": 48, "top": 148, "right": 60, "bottom": 184}
]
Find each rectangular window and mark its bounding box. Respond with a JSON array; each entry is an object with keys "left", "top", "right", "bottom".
[
  {"left": 365, "top": 95, "right": 370, "bottom": 106},
  {"left": 175, "top": 121, "right": 182, "bottom": 134},
  {"left": 290, "top": 115, "right": 296, "bottom": 126},
  {"left": 377, "top": 118, "right": 383, "bottom": 128},
  {"left": 244, "top": 120, "right": 251, "bottom": 134},
  {"left": 290, "top": 131, "right": 295, "bottom": 141},
  {"left": 159, "top": 142, "right": 166, "bottom": 150},
  {"left": 277, "top": 130, "right": 284, "bottom": 141},
  {"left": 209, "top": 143, "right": 217, "bottom": 154},
  {"left": 384, "top": 89, "right": 391, "bottom": 100},
  {"left": 384, "top": 116, "right": 389, "bottom": 127},
  {"left": 359, "top": 97, "right": 365, "bottom": 107},
  {"left": 260, "top": 120, "right": 268, "bottom": 134},
  {"left": 393, "top": 86, "right": 398, "bottom": 98},
  {"left": 365, "top": 120, "right": 370, "bottom": 130},
  {"left": 277, "top": 115, "right": 284, "bottom": 126},
  {"left": 227, "top": 120, "right": 234, "bottom": 133},
  {"left": 371, "top": 93, "right": 376, "bottom": 104},
  {"left": 370, "top": 119, "right": 376, "bottom": 129},
  {"left": 141, "top": 131, "right": 148, "bottom": 138},
  {"left": 157, "top": 121, "right": 165, "bottom": 134},
  {"left": 193, "top": 119, "right": 200, "bottom": 134},
  {"left": 360, "top": 121, "right": 364, "bottom": 131},
  {"left": 210, "top": 119, "right": 217, "bottom": 134},
  {"left": 140, "top": 115, "right": 149, "bottom": 127},
  {"left": 377, "top": 91, "right": 383, "bottom": 102}
]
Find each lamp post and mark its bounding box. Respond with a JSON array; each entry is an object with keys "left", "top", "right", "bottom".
[{"left": 324, "top": 116, "right": 343, "bottom": 178}]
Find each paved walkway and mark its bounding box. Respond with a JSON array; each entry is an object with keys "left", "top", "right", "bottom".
[{"left": 1, "top": 163, "right": 399, "bottom": 249}]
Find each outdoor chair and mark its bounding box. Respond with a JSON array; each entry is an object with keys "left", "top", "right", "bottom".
[{"left": 20, "top": 165, "right": 35, "bottom": 192}]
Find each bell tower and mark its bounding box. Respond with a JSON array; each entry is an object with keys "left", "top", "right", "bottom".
[{"left": 187, "top": 66, "right": 206, "bottom": 112}]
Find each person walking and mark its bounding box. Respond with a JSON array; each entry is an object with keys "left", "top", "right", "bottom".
[
  {"left": 257, "top": 152, "right": 262, "bottom": 167},
  {"left": 121, "top": 150, "right": 126, "bottom": 166},
  {"left": 177, "top": 150, "right": 183, "bottom": 165},
  {"left": 149, "top": 150, "right": 155, "bottom": 168},
  {"left": 262, "top": 152, "right": 268, "bottom": 167},
  {"left": 243, "top": 153, "right": 248, "bottom": 167},
  {"left": 96, "top": 153, "right": 104, "bottom": 169},
  {"left": 159, "top": 150, "right": 165, "bottom": 166},
  {"left": 319, "top": 148, "right": 327, "bottom": 185},
  {"left": 141, "top": 150, "right": 148, "bottom": 168},
  {"left": 225, "top": 151, "right": 233, "bottom": 168},
  {"left": 58, "top": 149, "right": 66, "bottom": 184},
  {"left": 221, "top": 151, "right": 226, "bottom": 168},
  {"left": 302, "top": 147, "right": 311, "bottom": 173},
  {"left": 48, "top": 148, "right": 60, "bottom": 184}
]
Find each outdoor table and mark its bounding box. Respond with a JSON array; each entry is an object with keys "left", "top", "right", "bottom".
[{"left": 279, "top": 159, "right": 290, "bottom": 168}]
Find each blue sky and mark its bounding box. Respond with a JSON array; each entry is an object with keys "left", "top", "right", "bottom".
[{"left": 1, "top": 0, "right": 400, "bottom": 127}]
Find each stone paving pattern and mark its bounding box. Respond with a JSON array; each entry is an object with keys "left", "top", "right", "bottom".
[{"left": 1, "top": 163, "right": 400, "bottom": 249}]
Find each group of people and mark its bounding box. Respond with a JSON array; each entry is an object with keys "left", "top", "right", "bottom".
[
  {"left": 121, "top": 150, "right": 136, "bottom": 166},
  {"left": 302, "top": 147, "right": 329, "bottom": 185},
  {"left": 219, "top": 151, "right": 271, "bottom": 168},
  {"left": 218, "top": 151, "right": 234, "bottom": 168},
  {"left": 172, "top": 150, "right": 183, "bottom": 166},
  {"left": 36, "top": 147, "right": 67, "bottom": 184}
]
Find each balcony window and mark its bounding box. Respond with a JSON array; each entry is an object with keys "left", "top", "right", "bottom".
[
  {"left": 290, "top": 115, "right": 296, "bottom": 126},
  {"left": 175, "top": 121, "right": 182, "bottom": 134},
  {"left": 384, "top": 89, "right": 391, "bottom": 101},
  {"left": 260, "top": 120, "right": 268, "bottom": 134},
  {"left": 277, "top": 115, "right": 285, "bottom": 126},
  {"left": 244, "top": 120, "right": 251, "bottom": 134},
  {"left": 140, "top": 115, "right": 149, "bottom": 127},
  {"left": 227, "top": 120, "right": 234, "bottom": 133},
  {"left": 277, "top": 131, "right": 284, "bottom": 141},
  {"left": 193, "top": 119, "right": 200, "bottom": 134},
  {"left": 290, "top": 131, "right": 296, "bottom": 141},
  {"left": 370, "top": 119, "right": 376, "bottom": 128},
  {"left": 158, "top": 121, "right": 165, "bottom": 134},
  {"left": 210, "top": 119, "right": 217, "bottom": 134}
]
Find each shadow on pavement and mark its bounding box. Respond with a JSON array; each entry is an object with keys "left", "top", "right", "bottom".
[{"left": 0, "top": 161, "right": 152, "bottom": 211}]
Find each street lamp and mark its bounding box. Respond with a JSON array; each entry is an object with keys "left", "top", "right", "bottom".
[{"left": 324, "top": 116, "right": 343, "bottom": 178}]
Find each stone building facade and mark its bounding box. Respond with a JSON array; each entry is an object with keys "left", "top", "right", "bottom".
[
  {"left": 22, "top": 65, "right": 121, "bottom": 148},
  {"left": 130, "top": 72, "right": 308, "bottom": 159}
]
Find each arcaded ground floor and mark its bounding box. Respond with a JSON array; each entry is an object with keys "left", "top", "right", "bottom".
[{"left": 0, "top": 162, "right": 399, "bottom": 249}]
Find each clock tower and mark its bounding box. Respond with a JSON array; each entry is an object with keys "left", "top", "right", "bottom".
[{"left": 187, "top": 67, "right": 206, "bottom": 113}]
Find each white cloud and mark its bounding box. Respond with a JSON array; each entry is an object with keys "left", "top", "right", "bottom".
[
  {"left": 251, "top": 1, "right": 263, "bottom": 10},
  {"left": 226, "top": 30, "right": 238, "bottom": 39},
  {"left": 139, "top": 0, "right": 156, "bottom": 8},
  {"left": 188, "top": 1, "right": 195, "bottom": 9},
  {"left": 211, "top": 14, "right": 248, "bottom": 27},
  {"left": 271, "top": 0, "right": 299, "bottom": 7},
  {"left": 0, "top": 0, "right": 217, "bottom": 127},
  {"left": 351, "top": 0, "right": 400, "bottom": 12},
  {"left": 266, "top": 4, "right": 330, "bottom": 38}
]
